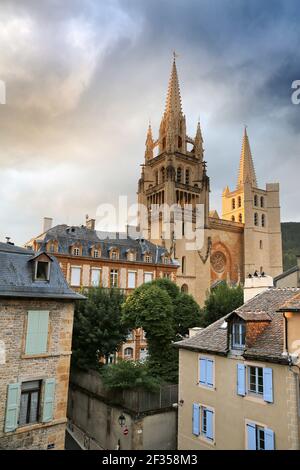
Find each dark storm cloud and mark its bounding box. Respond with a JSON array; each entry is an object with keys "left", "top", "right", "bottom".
[{"left": 0, "top": 0, "right": 299, "bottom": 244}]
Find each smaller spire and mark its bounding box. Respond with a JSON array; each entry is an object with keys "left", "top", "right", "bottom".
[
  {"left": 145, "top": 122, "right": 154, "bottom": 160},
  {"left": 194, "top": 120, "right": 203, "bottom": 159},
  {"left": 237, "top": 126, "right": 257, "bottom": 188}
]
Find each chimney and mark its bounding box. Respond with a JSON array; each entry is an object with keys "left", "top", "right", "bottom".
[
  {"left": 43, "top": 217, "right": 53, "bottom": 233},
  {"left": 86, "top": 218, "right": 95, "bottom": 231},
  {"left": 244, "top": 274, "right": 274, "bottom": 302},
  {"left": 189, "top": 327, "right": 203, "bottom": 338}
]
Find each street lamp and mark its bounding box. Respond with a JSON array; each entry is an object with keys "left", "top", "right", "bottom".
[{"left": 118, "top": 413, "right": 126, "bottom": 427}]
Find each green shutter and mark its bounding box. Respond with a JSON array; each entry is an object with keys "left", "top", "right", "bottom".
[
  {"left": 25, "top": 311, "right": 49, "bottom": 355},
  {"left": 42, "top": 378, "right": 56, "bottom": 423},
  {"left": 5, "top": 383, "right": 21, "bottom": 432}
]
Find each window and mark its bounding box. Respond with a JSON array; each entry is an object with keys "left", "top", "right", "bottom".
[
  {"left": 25, "top": 311, "right": 49, "bottom": 355},
  {"left": 144, "top": 272, "right": 153, "bottom": 283},
  {"left": 110, "top": 269, "right": 119, "bottom": 288},
  {"left": 231, "top": 216, "right": 235, "bottom": 222},
  {"left": 232, "top": 198, "right": 236, "bottom": 210},
  {"left": 181, "top": 256, "right": 186, "bottom": 275},
  {"left": 254, "top": 195, "right": 258, "bottom": 206},
  {"left": 111, "top": 250, "right": 118, "bottom": 260},
  {"left": 161, "top": 167, "right": 165, "bottom": 183},
  {"left": 260, "top": 240, "right": 263, "bottom": 249},
  {"left": 238, "top": 196, "right": 242, "bottom": 207},
  {"left": 181, "top": 284, "right": 188, "bottom": 293},
  {"left": 73, "top": 247, "right": 80, "bottom": 256},
  {"left": 35, "top": 261, "right": 50, "bottom": 281},
  {"left": 192, "top": 404, "right": 214, "bottom": 441},
  {"left": 140, "top": 348, "right": 148, "bottom": 361},
  {"left": 163, "top": 256, "right": 169, "bottom": 264},
  {"left": 254, "top": 212, "right": 258, "bottom": 226},
  {"left": 237, "top": 364, "right": 273, "bottom": 402},
  {"left": 19, "top": 381, "right": 41, "bottom": 426},
  {"left": 163, "top": 273, "right": 171, "bottom": 279},
  {"left": 177, "top": 167, "right": 182, "bottom": 183},
  {"left": 261, "top": 214, "right": 266, "bottom": 227},
  {"left": 127, "top": 251, "right": 136, "bottom": 261},
  {"left": 246, "top": 422, "right": 275, "bottom": 450},
  {"left": 199, "top": 357, "right": 214, "bottom": 388},
  {"left": 91, "top": 268, "right": 101, "bottom": 287},
  {"left": 239, "top": 213, "right": 243, "bottom": 223},
  {"left": 178, "top": 135, "right": 182, "bottom": 148},
  {"left": 185, "top": 169, "right": 190, "bottom": 185},
  {"left": 124, "top": 347, "right": 133, "bottom": 359},
  {"left": 128, "top": 271, "right": 136, "bottom": 289},
  {"left": 260, "top": 196, "right": 264, "bottom": 208},
  {"left": 70, "top": 267, "right": 81, "bottom": 287},
  {"left": 145, "top": 254, "right": 152, "bottom": 263},
  {"left": 232, "top": 322, "right": 246, "bottom": 349},
  {"left": 249, "top": 366, "right": 264, "bottom": 395},
  {"left": 49, "top": 243, "right": 56, "bottom": 253},
  {"left": 127, "top": 331, "right": 134, "bottom": 340},
  {"left": 155, "top": 170, "right": 159, "bottom": 185},
  {"left": 93, "top": 250, "right": 99, "bottom": 258}
]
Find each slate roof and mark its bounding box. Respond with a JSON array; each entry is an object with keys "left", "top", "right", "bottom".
[
  {"left": 0, "top": 242, "right": 84, "bottom": 300},
  {"left": 175, "top": 288, "right": 300, "bottom": 364},
  {"left": 27, "top": 224, "right": 176, "bottom": 265},
  {"left": 274, "top": 265, "right": 299, "bottom": 283}
]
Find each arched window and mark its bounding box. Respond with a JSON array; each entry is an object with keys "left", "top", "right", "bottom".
[
  {"left": 73, "top": 247, "right": 80, "bottom": 256},
  {"left": 182, "top": 256, "right": 186, "bottom": 275},
  {"left": 238, "top": 196, "right": 242, "bottom": 208},
  {"left": 239, "top": 213, "right": 243, "bottom": 223},
  {"left": 161, "top": 167, "right": 165, "bottom": 183},
  {"left": 231, "top": 216, "right": 235, "bottom": 222},
  {"left": 185, "top": 169, "right": 190, "bottom": 185},
  {"left": 254, "top": 195, "right": 258, "bottom": 206},
  {"left": 254, "top": 213, "right": 258, "bottom": 226},
  {"left": 124, "top": 347, "right": 133, "bottom": 359},
  {"left": 261, "top": 214, "right": 266, "bottom": 227},
  {"left": 177, "top": 167, "right": 182, "bottom": 183},
  {"left": 260, "top": 196, "right": 264, "bottom": 208},
  {"left": 232, "top": 198, "right": 236, "bottom": 210},
  {"left": 259, "top": 240, "right": 263, "bottom": 249},
  {"left": 181, "top": 284, "right": 189, "bottom": 293}
]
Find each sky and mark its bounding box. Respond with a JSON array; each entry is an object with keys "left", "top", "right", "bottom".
[{"left": 0, "top": 0, "right": 299, "bottom": 245}]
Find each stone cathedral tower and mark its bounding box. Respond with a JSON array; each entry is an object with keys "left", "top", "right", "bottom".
[{"left": 137, "top": 58, "right": 212, "bottom": 304}]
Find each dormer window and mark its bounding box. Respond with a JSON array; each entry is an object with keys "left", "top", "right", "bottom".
[
  {"left": 145, "top": 254, "right": 152, "bottom": 263},
  {"left": 110, "top": 250, "right": 119, "bottom": 261},
  {"left": 127, "top": 250, "right": 136, "bottom": 262},
  {"left": 94, "top": 250, "right": 99, "bottom": 258},
  {"left": 232, "top": 321, "right": 246, "bottom": 349},
  {"left": 35, "top": 261, "right": 50, "bottom": 281},
  {"left": 73, "top": 247, "right": 80, "bottom": 256}
]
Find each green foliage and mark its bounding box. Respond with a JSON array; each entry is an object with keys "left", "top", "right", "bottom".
[
  {"left": 101, "top": 360, "right": 161, "bottom": 392},
  {"left": 200, "top": 283, "right": 244, "bottom": 327},
  {"left": 282, "top": 222, "right": 300, "bottom": 271},
  {"left": 72, "top": 287, "right": 128, "bottom": 370},
  {"left": 122, "top": 279, "right": 202, "bottom": 383}
]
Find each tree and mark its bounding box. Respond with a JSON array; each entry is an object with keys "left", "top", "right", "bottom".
[
  {"left": 101, "top": 360, "right": 161, "bottom": 392},
  {"left": 72, "top": 287, "right": 128, "bottom": 370},
  {"left": 122, "top": 279, "right": 202, "bottom": 382},
  {"left": 201, "top": 283, "right": 243, "bottom": 327}
]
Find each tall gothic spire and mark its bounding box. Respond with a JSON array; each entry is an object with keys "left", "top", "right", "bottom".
[
  {"left": 237, "top": 127, "right": 257, "bottom": 188},
  {"left": 164, "top": 57, "right": 183, "bottom": 119},
  {"left": 194, "top": 120, "right": 203, "bottom": 159}
]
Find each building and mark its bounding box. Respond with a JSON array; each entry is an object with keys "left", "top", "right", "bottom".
[
  {"left": 175, "top": 287, "right": 300, "bottom": 450},
  {"left": 274, "top": 255, "right": 300, "bottom": 288},
  {"left": 0, "top": 241, "right": 83, "bottom": 450},
  {"left": 137, "top": 58, "right": 283, "bottom": 305},
  {"left": 25, "top": 219, "right": 178, "bottom": 362}
]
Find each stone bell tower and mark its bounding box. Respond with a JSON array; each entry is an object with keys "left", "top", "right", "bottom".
[{"left": 137, "top": 57, "right": 211, "bottom": 304}]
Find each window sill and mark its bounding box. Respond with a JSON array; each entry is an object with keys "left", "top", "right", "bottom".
[
  {"left": 244, "top": 394, "right": 267, "bottom": 405},
  {"left": 198, "top": 383, "right": 215, "bottom": 392},
  {"left": 5, "top": 418, "right": 67, "bottom": 435},
  {"left": 21, "top": 351, "right": 72, "bottom": 359},
  {"left": 198, "top": 435, "right": 215, "bottom": 447}
]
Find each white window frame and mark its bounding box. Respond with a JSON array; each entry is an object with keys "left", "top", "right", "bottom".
[
  {"left": 91, "top": 268, "right": 101, "bottom": 287},
  {"left": 127, "top": 271, "right": 137, "bottom": 289},
  {"left": 144, "top": 272, "right": 153, "bottom": 283},
  {"left": 110, "top": 269, "right": 119, "bottom": 288},
  {"left": 232, "top": 322, "right": 246, "bottom": 349},
  {"left": 197, "top": 404, "right": 215, "bottom": 444},
  {"left": 70, "top": 266, "right": 81, "bottom": 287},
  {"left": 248, "top": 365, "right": 264, "bottom": 396},
  {"left": 73, "top": 247, "right": 80, "bottom": 256}
]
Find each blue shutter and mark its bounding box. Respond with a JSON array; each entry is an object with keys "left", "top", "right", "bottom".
[
  {"left": 42, "top": 378, "right": 56, "bottom": 423},
  {"left": 263, "top": 368, "right": 273, "bottom": 403},
  {"left": 237, "top": 364, "right": 246, "bottom": 396},
  {"left": 199, "top": 358, "right": 207, "bottom": 385},
  {"left": 5, "top": 383, "right": 21, "bottom": 432},
  {"left": 192, "top": 403, "right": 200, "bottom": 436},
  {"left": 25, "top": 311, "right": 49, "bottom": 355},
  {"left": 206, "top": 360, "right": 214, "bottom": 387},
  {"left": 264, "top": 428, "right": 275, "bottom": 450},
  {"left": 206, "top": 409, "right": 214, "bottom": 440},
  {"left": 247, "top": 423, "right": 256, "bottom": 450}
]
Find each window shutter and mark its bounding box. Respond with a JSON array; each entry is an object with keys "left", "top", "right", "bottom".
[
  {"left": 42, "top": 378, "right": 56, "bottom": 423},
  {"left": 206, "top": 360, "right": 214, "bottom": 387},
  {"left": 264, "top": 428, "right": 275, "bottom": 450},
  {"left": 199, "top": 358, "right": 207, "bottom": 385},
  {"left": 237, "top": 363, "right": 246, "bottom": 396},
  {"left": 192, "top": 403, "right": 200, "bottom": 436},
  {"left": 206, "top": 410, "right": 214, "bottom": 440},
  {"left": 246, "top": 423, "right": 256, "bottom": 450},
  {"left": 263, "top": 368, "right": 273, "bottom": 403},
  {"left": 5, "top": 383, "right": 21, "bottom": 432},
  {"left": 25, "top": 311, "right": 49, "bottom": 355}
]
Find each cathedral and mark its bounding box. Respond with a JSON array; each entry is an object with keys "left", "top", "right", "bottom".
[{"left": 137, "top": 58, "right": 283, "bottom": 305}]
